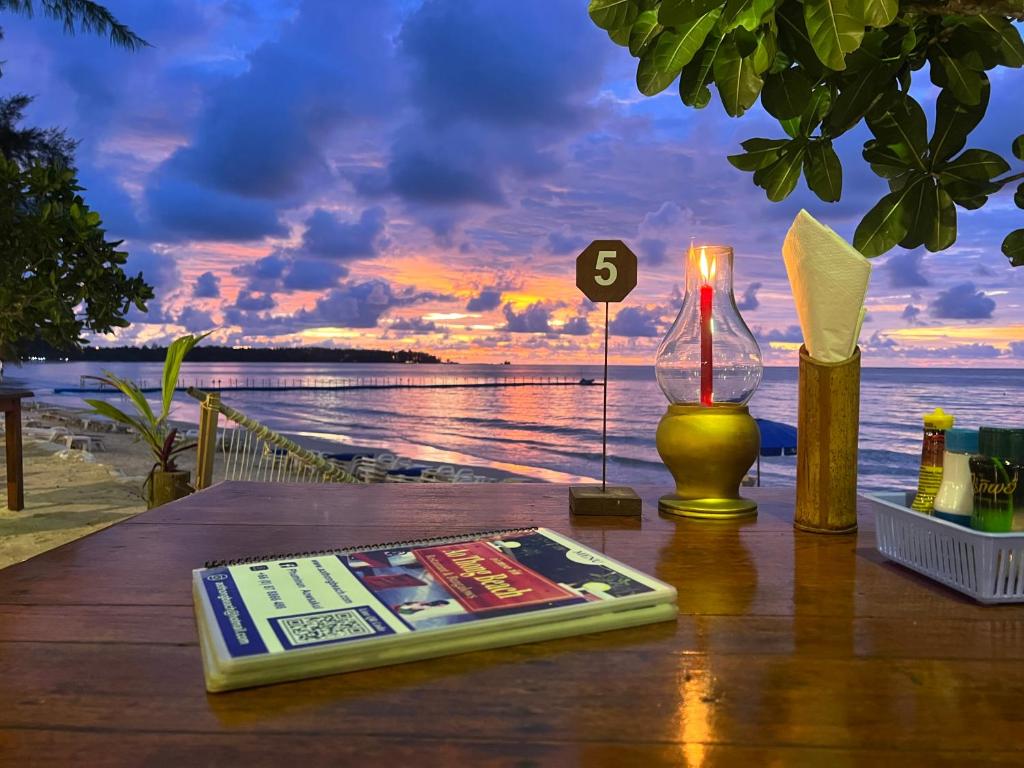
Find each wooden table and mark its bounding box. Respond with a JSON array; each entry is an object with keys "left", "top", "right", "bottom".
[
  {"left": 2, "top": 482, "right": 1024, "bottom": 765},
  {"left": 0, "top": 388, "right": 32, "bottom": 511}
]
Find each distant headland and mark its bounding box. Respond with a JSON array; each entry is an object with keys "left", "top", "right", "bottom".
[{"left": 23, "top": 342, "right": 447, "bottom": 365}]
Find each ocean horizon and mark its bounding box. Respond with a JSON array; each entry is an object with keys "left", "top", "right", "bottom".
[{"left": 9, "top": 360, "right": 1022, "bottom": 493}]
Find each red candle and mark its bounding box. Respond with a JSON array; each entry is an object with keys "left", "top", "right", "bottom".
[{"left": 699, "top": 249, "right": 714, "bottom": 406}]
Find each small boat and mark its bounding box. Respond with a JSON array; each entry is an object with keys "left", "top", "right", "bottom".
[{"left": 579, "top": 378, "right": 596, "bottom": 385}]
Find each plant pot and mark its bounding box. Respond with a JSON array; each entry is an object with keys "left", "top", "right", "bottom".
[{"left": 148, "top": 470, "right": 192, "bottom": 509}]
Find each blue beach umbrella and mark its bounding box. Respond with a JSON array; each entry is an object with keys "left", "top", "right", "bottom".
[{"left": 754, "top": 418, "right": 798, "bottom": 486}]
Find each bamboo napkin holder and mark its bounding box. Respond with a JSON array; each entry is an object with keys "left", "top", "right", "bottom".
[{"left": 795, "top": 345, "right": 861, "bottom": 534}]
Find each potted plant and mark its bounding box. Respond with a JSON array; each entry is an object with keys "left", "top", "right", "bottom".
[{"left": 85, "top": 332, "right": 209, "bottom": 508}]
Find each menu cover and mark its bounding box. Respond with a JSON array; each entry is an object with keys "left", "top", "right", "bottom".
[{"left": 192, "top": 526, "right": 677, "bottom": 692}]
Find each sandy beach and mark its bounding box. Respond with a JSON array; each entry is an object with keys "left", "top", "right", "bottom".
[{"left": 0, "top": 400, "right": 528, "bottom": 570}]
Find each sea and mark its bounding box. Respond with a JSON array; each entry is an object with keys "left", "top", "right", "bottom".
[{"left": 6, "top": 361, "right": 1022, "bottom": 492}]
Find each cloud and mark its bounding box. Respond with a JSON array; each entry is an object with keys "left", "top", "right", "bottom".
[
  {"left": 1010, "top": 341, "right": 1024, "bottom": 358},
  {"left": 146, "top": 177, "right": 287, "bottom": 242},
  {"left": 152, "top": 3, "right": 399, "bottom": 202},
  {"left": 901, "top": 304, "right": 923, "bottom": 325},
  {"left": 377, "top": 0, "right": 610, "bottom": 209},
  {"left": 639, "top": 238, "right": 667, "bottom": 268},
  {"left": 234, "top": 290, "right": 275, "bottom": 311},
  {"left": 754, "top": 325, "right": 803, "bottom": 343},
  {"left": 503, "top": 302, "right": 552, "bottom": 333},
  {"left": 466, "top": 288, "right": 503, "bottom": 312},
  {"left": 224, "top": 279, "right": 427, "bottom": 334},
  {"left": 177, "top": 306, "right": 215, "bottom": 333},
  {"left": 737, "top": 282, "right": 762, "bottom": 311},
  {"left": 547, "top": 232, "right": 584, "bottom": 255},
  {"left": 929, "top": 282, "right": 996, "bottom": 320},
  {"left": 390, "top": 317, "right": 439, "bottom": 334},
  {"left": 885, "top": 251, "right": 929, "bottom": 288},
  {"left": 281, "top": 259, "right": 348, "bottom": 291},
  {"left": 610, "top": 307, "right": 662, "bottom": 337},
  {"left": 298, "top": 207, "right": 387, "bottom": 260},
  {"left": 561, "top": 316, "right": 592, "bottom": 335},
  {"left": 193, "top": 271, "right": 221, "bottom": 299}
]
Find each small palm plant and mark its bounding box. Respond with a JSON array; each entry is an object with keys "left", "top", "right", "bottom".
[{"left": 84, "top": 332, "right": 209, "bottom": 506}]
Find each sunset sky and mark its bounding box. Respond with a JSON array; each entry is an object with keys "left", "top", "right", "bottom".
[{"left": 4, "top": 1, "right": 1023, "bottom": 365}]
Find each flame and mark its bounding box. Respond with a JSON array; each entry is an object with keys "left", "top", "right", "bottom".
[{"left": 698, "top": 247, "right": 716, "bottom": 283}]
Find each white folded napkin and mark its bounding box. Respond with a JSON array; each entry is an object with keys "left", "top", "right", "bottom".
[{"left": 782, "top": 210, "right": 872, "bottom": 363}]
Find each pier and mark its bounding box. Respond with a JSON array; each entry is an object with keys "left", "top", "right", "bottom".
[{"left": 56, "top": 375, "right": 602, "bottom": 395}]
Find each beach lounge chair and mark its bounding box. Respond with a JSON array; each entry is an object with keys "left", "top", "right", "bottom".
[
  {"left": 64, "top": 434, "right": 105, "bottom": 452},
  {"left": 188, "top": 389, "right": 358, "bottom": 490}
]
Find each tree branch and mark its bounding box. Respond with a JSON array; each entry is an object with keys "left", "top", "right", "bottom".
[{"left": 902, "top": 0, "right": 1024, "bottom": 19}]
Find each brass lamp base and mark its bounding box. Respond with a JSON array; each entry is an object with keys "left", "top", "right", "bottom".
[{"left": 656, "top": 404, "right": 760, "bottom": 519}]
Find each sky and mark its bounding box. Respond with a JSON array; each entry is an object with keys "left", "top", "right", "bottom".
[{"left": 2, "top": 1, "right": 1023, "bottom": 366}]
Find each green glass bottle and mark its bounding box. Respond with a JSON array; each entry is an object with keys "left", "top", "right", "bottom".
[{"left": 970, "top": 428, "right": 1024, "bottom": 533}]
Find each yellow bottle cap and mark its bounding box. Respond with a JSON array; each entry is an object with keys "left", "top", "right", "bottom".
[{"left": 923, "top": 407, "right": 955, "bottom": 430}]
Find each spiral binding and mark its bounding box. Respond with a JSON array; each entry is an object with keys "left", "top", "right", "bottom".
[{"left": 203, "top": 527, "right": 540, "bottom": 568}]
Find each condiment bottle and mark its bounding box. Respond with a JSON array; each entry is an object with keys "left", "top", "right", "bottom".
[
  {"left": 970, "top": 427, "right": 1024, "bottom": 533},
  {"left": 911, "top": 408, "right": 955, "bottom": 514},
  {"left": 933, "top": 428, "right": 979, "bottom": 526}
]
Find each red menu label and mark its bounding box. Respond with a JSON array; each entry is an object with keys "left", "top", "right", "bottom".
[{"left": 414, "top": 541, "right": 575, "bottom": 613}]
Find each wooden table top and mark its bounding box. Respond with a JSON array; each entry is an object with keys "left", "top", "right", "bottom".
[
  {"left": 0, "top": 388, "right": 32, "bottom": 403},
  {"left": 2, "top": 481, "right": 1023, "bottom": 766}
]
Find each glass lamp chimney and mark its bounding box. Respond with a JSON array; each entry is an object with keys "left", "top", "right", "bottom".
[{"left": 655, "top": 245, "right": 763, "bottom": 406}]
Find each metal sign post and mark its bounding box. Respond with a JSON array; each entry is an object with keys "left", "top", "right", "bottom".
[{"left": 570, "top": 240, "right": 641, "bottom": 516}]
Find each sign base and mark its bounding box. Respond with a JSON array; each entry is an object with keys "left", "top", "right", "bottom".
[{"left": 569, "top": 485, "right": 642, "bottom": 516}]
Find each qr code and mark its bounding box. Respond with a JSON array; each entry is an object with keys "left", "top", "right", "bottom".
[{"left": 277, "top": 609, "right": 376, "bottom": 646}]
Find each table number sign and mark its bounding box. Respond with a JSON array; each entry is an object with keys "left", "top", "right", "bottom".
[{"left": 570, "top": 240, "right": 642, "bottom": 516}]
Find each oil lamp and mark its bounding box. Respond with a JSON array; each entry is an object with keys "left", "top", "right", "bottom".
[{"left": 655, "top": 244, "right": 763, "bottom": 518}]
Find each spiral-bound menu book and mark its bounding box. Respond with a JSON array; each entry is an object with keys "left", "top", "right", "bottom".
[{"left": 192, "top": 526, "right": 677, "bottom": 692}]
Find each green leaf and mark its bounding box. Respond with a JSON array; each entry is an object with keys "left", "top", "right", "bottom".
[
  {"left": 658, "top": 0, "right": 720, "bottom": 25},
  {"left": 654, "top": 8, "right": 722, "bottom": 72},
  {"left": 826, "top": 62, "right": 898, "bottom": 136},
  {"left": 853, "top": 176, "right": 926, "bottom": 256},
  {"left": 924, "top": 186, "right": 956, "bottom": 252},
  {"left": 589, "top": 0, "right": 639, "bottom": 31},
  {"left": 1016, "top": 182, "right": 1024, "bottom": 209},
  {"left": 161, "top": 332, "right": 210, "bottom": 420},
  {"left": 930, "top": 49, "right": 984, "bottom": 106},
  {"left": 974, "top": 15, "right": 1024, "bottom": 68},
  {"left": 728, "top": 138, "right": 790, "bottom": 171},
  {"left": 850, "top": 0, "right": 896, "bottom": 28},
  {"left": 731, "top": 0, "right": 777, "bottom": 32},
  {"left": 751, "top": 29, "right": 776, "bottom": 74},
  {"left": 803, "top": 0, "right": 864, "bottom": 71},
  {"left": 629, "top": 10, "right": 662, "bottom": 55},
  {"left": 609, "top": 25, "right": 632, "bottom": 46},
  {"left": 638, "top": 47, "right": 681, "bottom": 95},
  {"left": 1003, "top": 229, "right": 1024, "bottom": 267},
  {"left": 1014, "top": 134, "right": 1024, "bottom": 161},
  {"left": 754, "top": 143, "right": 807, "bottom": 201},
  {"left": 866, "top": 94, "right": 929, "bottom": 172},
  {"left": 776, "top": 2, "right": 825, "bottom": 79},
  {"left": 733, "top": 27, "right": 758, "bottom": 58},
  {"left": 713, "top": 33, "right": 764, "bottom": 117},
  {"left": 761, "top": 67, "right": 812, "bottom": 119},
  {"left": 897, "top": 177, "right": 930, "bottom": 249},
  {"left": 939, "top": 149, "right": 1011, "bottom": 185},
  {"left": 799, "top": 86, "right": 832, "bottom": 135},
  {"left": 804, "top": 141, "right": 843, "bottom": 202},
  {"left": 863, "top": 141, "right": 912, "bottom": 180},
  {"left": 679, "top": 32, "right": 726, "bottom": 107},
  {"left": 83, "top": 398, "right": 159, "bottom": 453},
  {"left": 928, "top": 80, "right": 989, "bottom": 166}
]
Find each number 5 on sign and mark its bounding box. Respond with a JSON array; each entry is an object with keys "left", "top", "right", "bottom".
[
  {"left": 594, "top": 250, "right": 618, "bottom": 286},
  {"left": 576, "top": 240, "right": 637, "bottom": 303}
]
